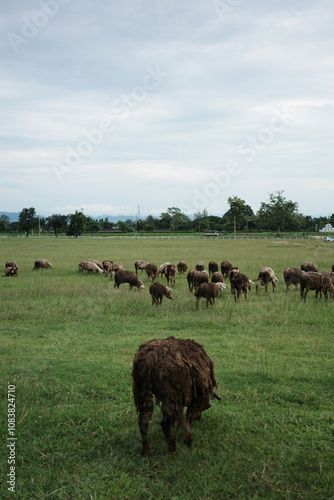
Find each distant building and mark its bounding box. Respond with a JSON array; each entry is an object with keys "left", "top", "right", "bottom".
[{"left": 319, "top": 223, "right": 334, "bottom": 233}]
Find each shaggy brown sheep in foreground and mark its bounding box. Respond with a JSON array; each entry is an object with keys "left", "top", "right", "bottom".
[
  {"left": 255, "top": 267, "right": 279, "bottom": 294},
  {"left": 33, "top": 259, "right": 53, "bottom": 270},
  {"left": 114, "top": 270, "right": 144, "bottom": 289},
  {"left": 132, "top": 336, "right": 220, "bottom": 456},
  {"left": 194, "top": 282, "right": 227, "bottom": 309},
  {"left": 149, "top": 282, "right": 173, "bottom": 306}
]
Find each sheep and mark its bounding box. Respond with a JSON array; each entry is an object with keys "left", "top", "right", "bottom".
[
  {"left": 195, "top": 261, "right": 205, "bottom": 271},
  {"left": 177, "top": 260, "right": 188, "bottom": 274},
  {"left": 33, "top": 259, "right": 53, "bottom": 270},
  {"left": 230, "top": 271, "right": 254, "bottom": 302},
  {"left": 149, "top": 282, "right": 173, "bottom": 306},
  {"left": 187, "top": 270, "right": 209, "bottom": 292},
  {"left": 211, "top": 271, "right": 225, "bottom": 284},
  {"left": 78, "top": 260, "right": 105, "bottom": 274},
  {"left": 5, "top": 266, "right": 19, "bottom": 277},
  {"left": 164, "top": 264, "right": 176, "bottom": 286},
  {"left": 332, "top": 265, "right": 334, "bottom": 273},
  {"left": 194, "top": 282, "right": 227, "bottom": 309},
  {"left": 300, "top": 271, "right": 334, "bottom": 302},
  {"left": 134, "top": 260, "right": 149, "bottom": 274},
  {"left": 157, "top": 262, "right": 171, "bottom": 277},
  {"left": 102, "top": 260, "right": 113, "bottom": 277},
  {"left": 111, "top": 262, "right": 124, "bottom": 277},
  {"left": 255, "top": 267, "right": 279, "bottom": 294},
  {"left": 87, "top": 259, "right": 104, "bottom": 270},
  {"left": 208, "top": 260, "right": 219, "bottom": 275},
  {"left": 283, "top": 267, "right": 305, "bottom": 291},
  {"left": 220, "top": 260, "right": 233, "bottom": 279},
  {"left": 5, "top": 261, "right": 18, "bottom": 269},
  {"left": 114, "top": 270, "right": 144, "bottom": 289},
  {"left": 301, "top": 261, "right": 318, "bottom": 273},
  {"left": 145, "top": 263, "right": 158, "bottom": 281},
  {"left": 228, "top": 267, "right": 239, "bottom": 281},
  {"left": 132, "top": 336, "right": 220, "bottom": 456}
]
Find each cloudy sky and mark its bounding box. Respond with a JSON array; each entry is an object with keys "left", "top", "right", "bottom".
[{"left": 1, "top": 0, "right": 333, "bottom": 218}]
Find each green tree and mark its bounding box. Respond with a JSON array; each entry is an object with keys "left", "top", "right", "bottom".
[
  {"left": 67, "top": 211, "right": 86, "bottom": 237},
  {"left": 47, "top": 214, "right": 68, "bottom": 237},
  {"left": 223, "top": 196, "right": 249, "bottom": 230},
  {"left": 257, "top": 191, "right": 300, "bottom": 236},
  {"left": 0, "top": 215, "right": 10, "bottom": 232},
  {"left": 18, "top": 207, "right": 38, "bottom": 237}
]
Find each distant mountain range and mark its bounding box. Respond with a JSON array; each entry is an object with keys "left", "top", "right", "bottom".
[{"left": 0, "top": 212, "right": 135, "bottom": 223}]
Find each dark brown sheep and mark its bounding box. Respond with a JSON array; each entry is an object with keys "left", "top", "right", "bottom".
[
  {"left": 33, "top": 259, "right": 53, "bottom": 270},
  {"left": 300, "top": 271, "right": 334, "bottom": 302},
  {"left": 5, "top": 266, "right": 19, "bottom": 277},
  {"left": 220, "top": 260, "right": 233, "bottom": 279},
  {"left": 177, "top": 260, "right": 188, "bottom": 273},
  {"left": 208, "top": 260, "right": 219, "bottom": 275},
  {"left": 195, "top": 261, "right": 205, "bottom": 271},
  {"left": 132, "top": 336, "right": 220, "bottom": 456},
  {"left": 301, "top": 261, "right": 318, "bottom": 273},
  {"left": 164, "top": 264, "right": 176, "bottom": 286},
  {"left": 230, "top": 271, "right": 254, "bottom": 302},
  {"left": 283, "top": 267, "right": 305, "bottom": 291},
  {"left": 114, "top": 270, "right": 144, "bottom": 289},
  {"left": 145, "top": 263, "right": 158, "bottom": 281},
  {"left": 5, "top": 261, "right": 18, "bottom": 269},
  {"left": 134, "top": 260, "right": 149, "bottom": 274},
  {"left": 187, "top": 270, "right": 209, "bottom": 292},
  {"left": 255, "top": 267, "right": 279, "bottom": 294},
  {"left": 194, "top": 282, "right": 227, "bottom": 309},
  {"left": 102, "top": 260, "right": 113, "bottom": 277},
  {"left": 211, "top": 271, "right": 225, "bottom": 284},
  {"left": 149, "top": 282, "right": 173, "bottom": 306}
]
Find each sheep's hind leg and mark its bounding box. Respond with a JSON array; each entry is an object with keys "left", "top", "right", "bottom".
[
  {"left": 139, "top": 407, "right": 153, "bottom": 457},
  {"left": 161, "top": 412, "right": 177, "bottom": 452}
]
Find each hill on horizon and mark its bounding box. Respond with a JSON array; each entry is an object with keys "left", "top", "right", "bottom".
[{"left": 0, "top": 212, "right": 135, "bottom": 224}]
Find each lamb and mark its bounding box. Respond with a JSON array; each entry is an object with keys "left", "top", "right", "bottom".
[
  {"left": 114, "top": 270, "right": 144, "bottom": 289},
  {"left": 194, "top": 282, "right": 227, "bottom": 309},
  {"left": 145, "top": 263, "right": 158, "bottom": 281},
  {"left": 195, "top": 261, "right": 205, "bottom": 271},
  {"left": 230, "top": 271, "right": 254, "bottom": 301},
  {"left": 164, "top": 264, "right": 176, "bottom": 286},
  {"left": 132, "top": 336, "right": 220, "bottom": 456},
  {"left": 255, "top": 267, "right": 279, "bottom": 294},
  {"left": 208, "top": 260, "right": 219, "bottom": 275},
  {"left": 149, "top": 282, "right": 173, "bottom": 306},
  {"left": 5, "top": 266, "right": 19, "bottom": 277},
  {"left": 78, "top": 260, "right": 105, "bottom": 274},
  {"left": 177, "top": 261, "right": 188, "bottom": 273},
  {"left": 211, "top": 271, "right": 225, "bottom": 284},
  {"left": 187, "top": 270, "right": 209, "bottom": 292},
  {"left": 220, "top": 260, "right": 233, "bottom": 279},
  {"left": 283, "top": 267, "right": 305, "bottom": 291},
  {"left": 300, "top": 271, "right": 334, "bottom": 302},
  {"left": 301, "top": 261, "right": 318, "bottom": 273},
  {"left": 33, "top": 259, "right": 53, "bottom": 270},
  {"left": 134, "top": 260, "right": 149, "bottom": 274}
]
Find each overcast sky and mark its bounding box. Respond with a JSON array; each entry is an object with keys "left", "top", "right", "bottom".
[{"left": 1, "top": 0, "right": 333, "bottom": 218}]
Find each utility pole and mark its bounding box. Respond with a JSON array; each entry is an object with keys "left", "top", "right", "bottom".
[{"left": 135, "top": 205, "right": 140, "bottom": 238}]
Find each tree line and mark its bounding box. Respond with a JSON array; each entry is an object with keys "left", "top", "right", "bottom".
[{"left": 0, "top": 192, "right": 332, "bottom": 237}]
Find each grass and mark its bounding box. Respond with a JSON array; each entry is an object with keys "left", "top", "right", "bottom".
[{"left": 0, "top": 237, "right": 334, "bottom": 499}]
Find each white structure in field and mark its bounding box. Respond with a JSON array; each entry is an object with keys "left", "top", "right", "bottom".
[{"left": 320, "top": 223, "right": 334, "bottom": 233}]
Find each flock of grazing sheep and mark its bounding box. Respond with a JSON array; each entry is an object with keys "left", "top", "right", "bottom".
[
  {"left": 4, "top": 255, "right": 334, "bottom": 455},
  {"left": 4, "top": 257, "right": 334, "bottom": 306}
]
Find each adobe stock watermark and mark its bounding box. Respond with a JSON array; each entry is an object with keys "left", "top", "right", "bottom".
[
  {"left": 53, "top": 65, "right": 169, "bottom": 182},
  {"left": 192, "top": 106, "right": 293, "bottom": 211},
  {"left": 7, "top": 0, "right": 70, "bottom": 54},
  {"left": 212, "top": 0, "right": 243, "bottom": 22}
]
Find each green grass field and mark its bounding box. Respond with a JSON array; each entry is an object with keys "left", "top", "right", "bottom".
[{"left": 1, "top": 237, "right": 333, "bottom": 499}]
